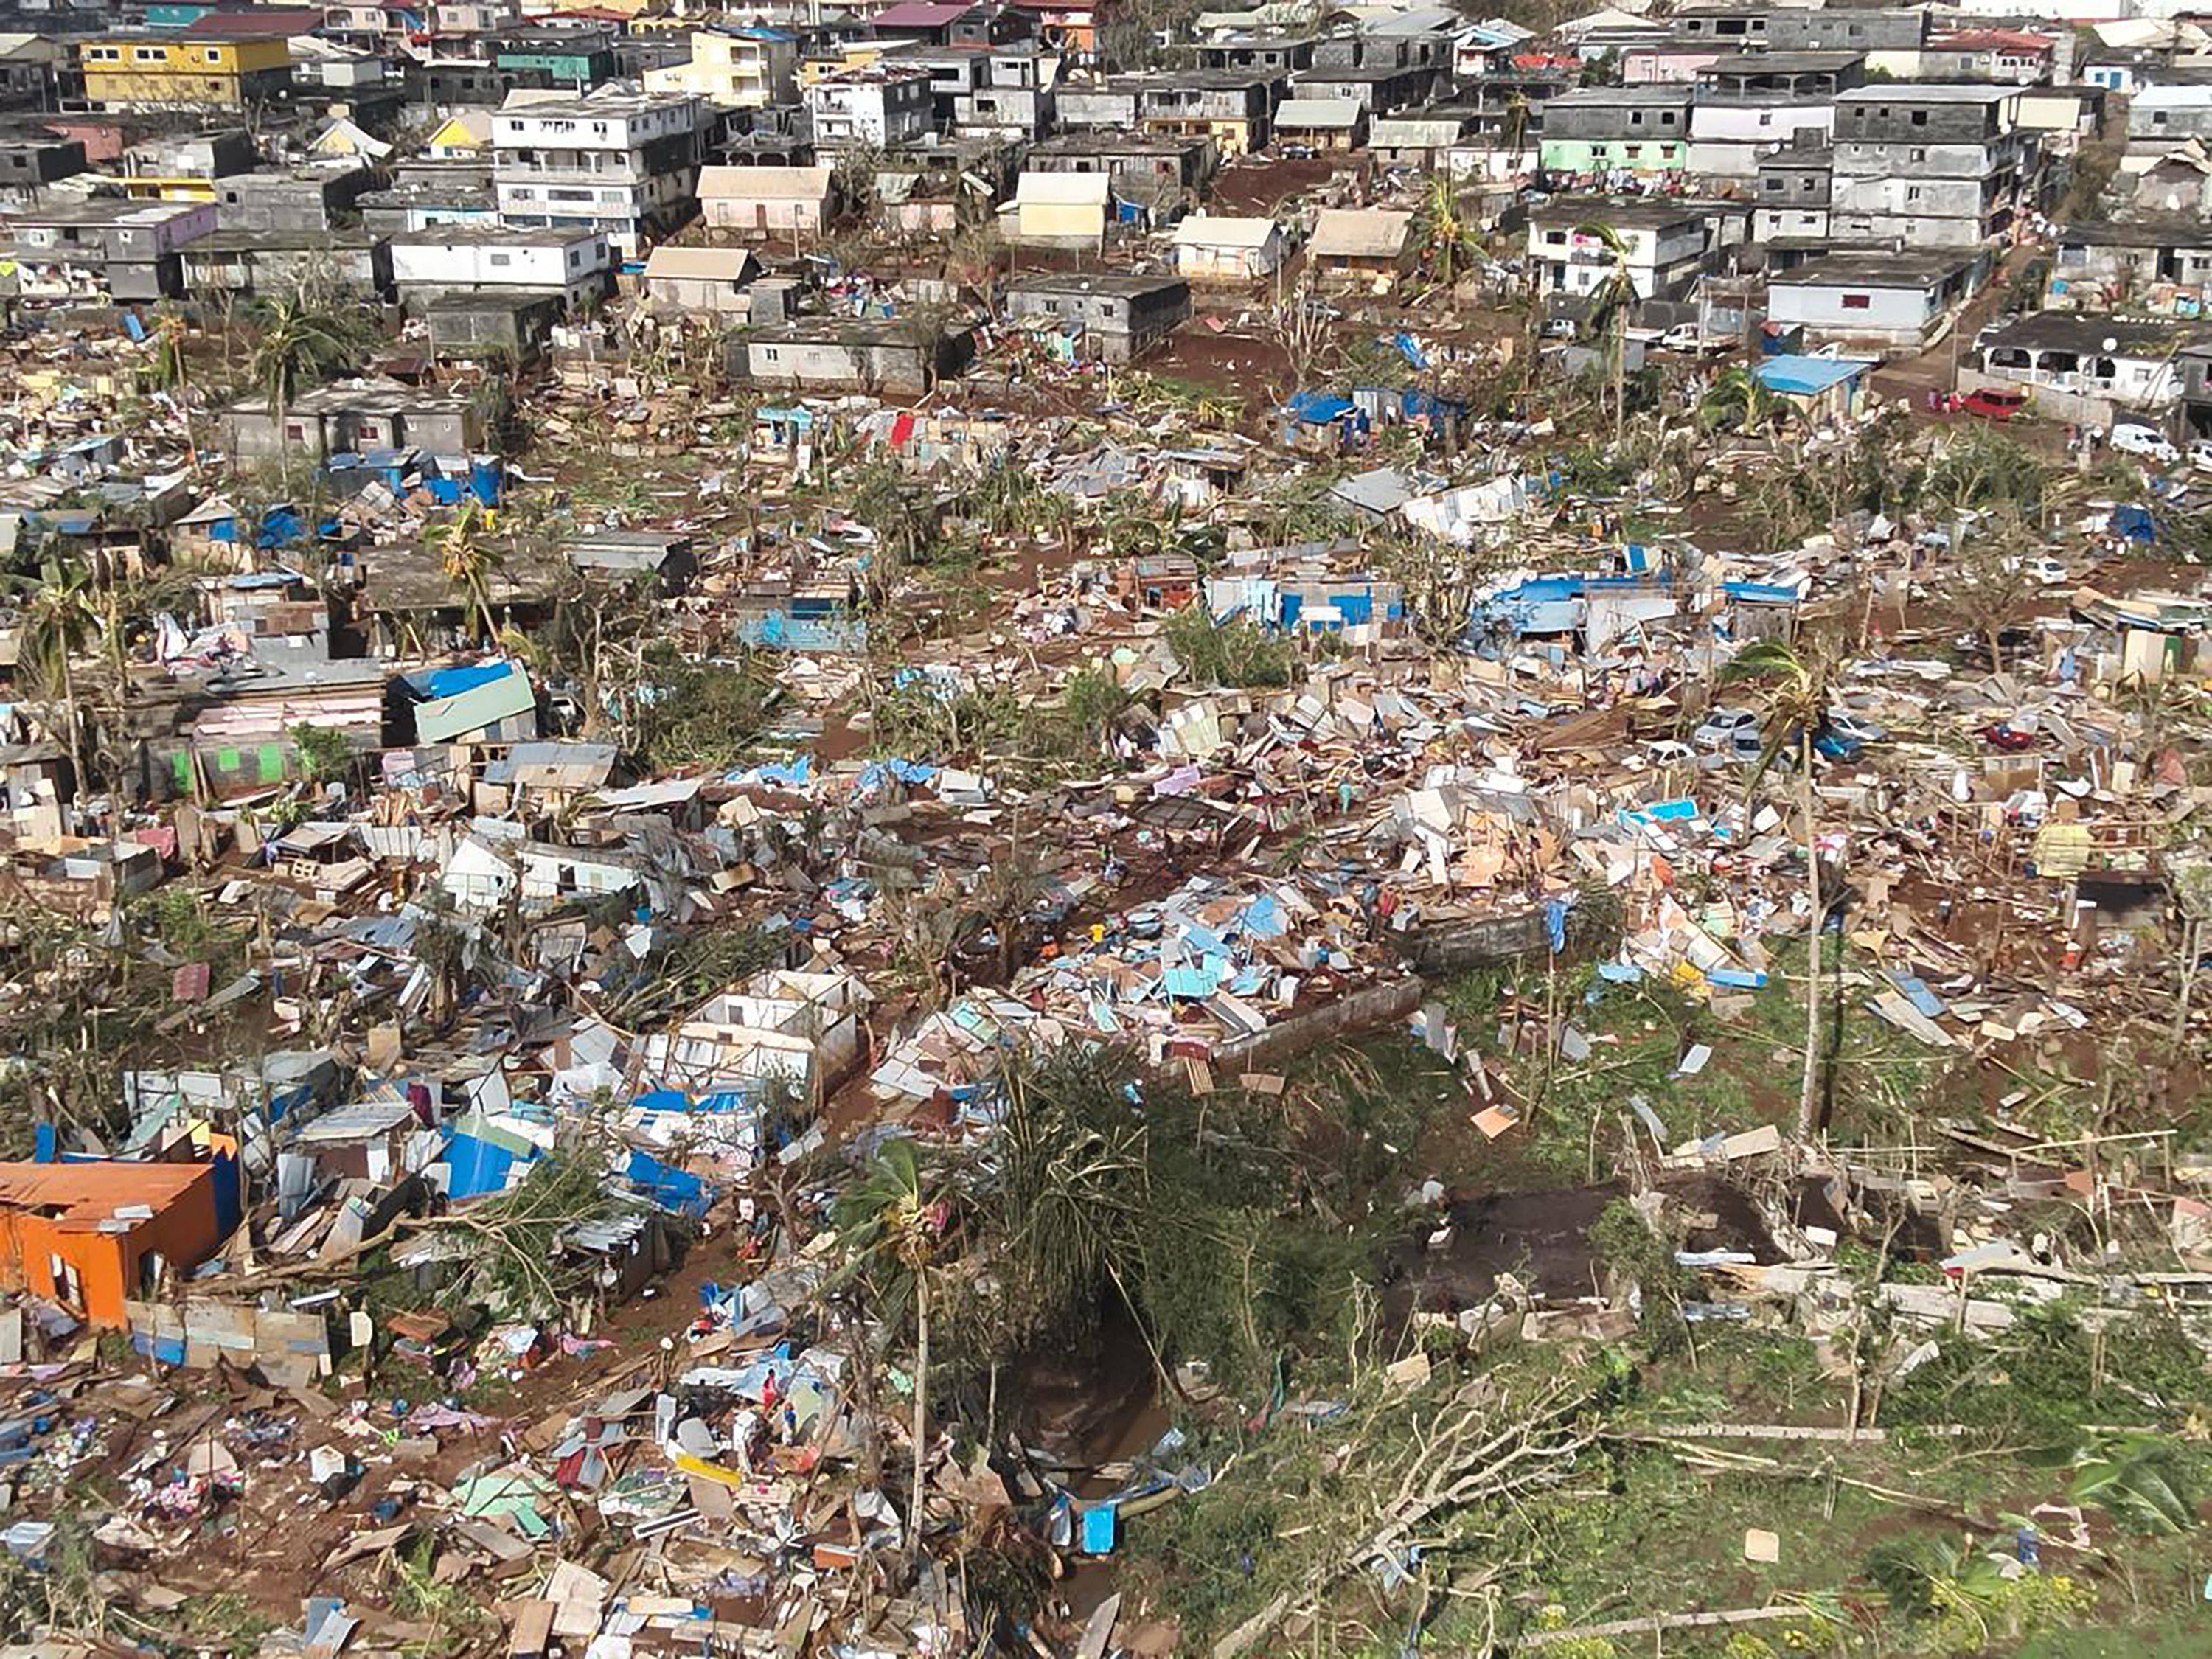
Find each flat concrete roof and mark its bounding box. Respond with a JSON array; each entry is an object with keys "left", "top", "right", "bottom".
[
  {"left": 1529, "top": 195, "right": 1705, "bottom": 228},
  {"left": 1835, "top": 84, "right": 2017, "bottom": 104},
  {"left": 1701, "top": 50, "right": 1865, "bottom": 74},
  {"left": 1774, "top": 250, "right": 1978, "bottom": 285},
  {"left": 1007, "top": 271, "right": 1188, "bottom": 297}
]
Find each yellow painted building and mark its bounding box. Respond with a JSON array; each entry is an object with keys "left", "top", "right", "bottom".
[
  {"left": 79, "top": 35, "right": 293, "bottom": 109},
  {"left": 799, "top": 43, "right": 888, "bottom": 87}
]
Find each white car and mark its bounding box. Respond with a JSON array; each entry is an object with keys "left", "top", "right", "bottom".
[
  {"left": 1823, "top": 709, "right": 1889, "bottom": 746},
  {"left": 1692, "top": 706, "right": 1763, "bottom": 755},
  {"left": 1660, "top": 323, "right": 1731, "bottom": 355},
  {"left": 2026, "top": 555, "right": 2072, "bottom": 586},
  {"left": 2110, "top": 423, "right": 2180, "bottom": 465},
  {"left": 2191, "top": 439, "right": 2212, "bottom": 474}
]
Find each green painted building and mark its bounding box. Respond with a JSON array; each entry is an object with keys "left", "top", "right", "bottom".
[{"left": 1538, "top": 86, "right": 1691, "bottom": 177}]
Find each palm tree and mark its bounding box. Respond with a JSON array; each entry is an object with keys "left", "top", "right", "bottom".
[
  {"left": 16, "top": 557, "right": 99, "bottom": 804},
  {"left": 151, "top": 308, "right": 203, "bottom": 471},
  {"left": 1574, "top": 221, "right": 1635, "bottom": 443},
  {"left": 1719, "top": 638, "right": 1834, "bottom": 1141},
  {"left": 1415, "top": 173, "right": 1478, "bottom": 287},
  {"left": 831, "top": 1139, "right": 950, "bottom": 1552},
  {"left": 248, "top": 289, "right": 362, "bottom": 490},
  {"left": 1696, "top": 364, "right": 1798, "bottom": 442},
  {"left": 430, "top": 500, "right": 502, "bottom": 647}
]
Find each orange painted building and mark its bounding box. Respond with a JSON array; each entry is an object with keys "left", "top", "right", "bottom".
[
  {"left": 0, "top": 1156, "right": 233, "bottom": 1327},
  {"left": 1008, "top": 0, "right": 1101, "bottom": 55}
]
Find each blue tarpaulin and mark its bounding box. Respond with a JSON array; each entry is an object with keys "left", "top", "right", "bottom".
[
  {"left": 1284, "top": 392, "right": 1358, "bottom": 425},
  {"left": 855, "top": 758, "right": 939, "bottom": 795},
  {"left": 1755, "top": 355, "right": 1866, "bottom": 397},
  {"left": 1081, "top": 1502, "right": 1119, "bottom": 1554},
  {"left": 444, "top": 1131, "right": 524, "bottom": 1200},
  {"left": 421, "top": 661, "right": 515, "bottom": 699},
  {"left": 625, "top": 1150, "right": 712, "bottom": 1217}
]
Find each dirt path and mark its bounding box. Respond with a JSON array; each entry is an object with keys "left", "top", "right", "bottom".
[{"left": 1869, "top": 240, "right": 2043, "bottom": 408}]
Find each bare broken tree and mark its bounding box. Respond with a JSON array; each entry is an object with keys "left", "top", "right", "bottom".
[
  {"left": 1211, "top": 1378, "right": 1603, "bottom": 1658},
  {"left": 1264, "top": 274, "right": 1338, "bottom": 405}
]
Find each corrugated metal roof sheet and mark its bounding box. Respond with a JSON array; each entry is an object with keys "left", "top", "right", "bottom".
[
  {"left": 695, "top": 164, "right": 832, "bottom": 201},
  {"left": 1310, "top": 208, "right": 1412, "bottom": 258},
  {"left": 1171, "top": 214, "right": 1280, "bottom": 249},
  {"left": 1276, "top": 96, "right": 1363, "bottom": 128},
  {"left": 0, "top": 1159, "right": 212, "bottom": 1230},
  {"left": 414, "top": 664, "right": 535, "bottom": 745}
]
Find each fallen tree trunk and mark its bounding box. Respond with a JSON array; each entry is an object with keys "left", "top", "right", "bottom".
[{"left": 1520, "top": 1605, "right": 1807, "bottom": 1648}]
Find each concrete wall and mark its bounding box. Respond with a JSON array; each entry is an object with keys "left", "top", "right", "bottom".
[
  {"left": 1540, "top": 136, "right": 1687, "bottom": 174},
  {"left": 217, "top": 171, "right": 375, "bottom": 234},
  {"left": 1767, "top": 279, "right": 1935, "bottom": 346},
  {"left": 1399, "top": 908, "right": 1554, "bottom": 975},
  {"left": 1832, "top": 137, "right": 2017, "bottom": 180},
  {"left": 1768, "top": 9, "right": 1924, "bottom": 50},
  {"left": 746, "top": 335, "right": 932, "bottom": 394},
  {"left": 1837, "top": 98, "right": 2012, "bottom": 145},
  {"left": 1957, "top": 364, "right": 2117, "bottom": 430},
  {"left": 1217, "top": 976, "right": 1424, "bottom": 1074}
]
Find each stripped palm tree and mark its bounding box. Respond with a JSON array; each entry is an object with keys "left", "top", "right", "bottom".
[
  {"left": 1719, "top": 638, "right": 1834, "bottom": 1140},
  {"left": 1503, "top": 91, "right": 1531, "bottom": 156},
  {"left": 1574, "top": 220, "right": 1635, "bottom": 443}
]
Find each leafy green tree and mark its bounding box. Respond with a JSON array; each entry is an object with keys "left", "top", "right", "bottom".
[
  {"left": 290, "top": 722, "right": 355, "bottom": 790},
  {"left": 633, "top": 647, "right": 777, "bottom": 773},
  {"left": 1058, "top": 664, "right": 1131, "bottom": 749},
  {"left": 1696, "top": 365, "right": 1798, "bottom": 442},
  {"left": 1865, "top": 1533, "right": 2094, "bottom": 1654},
  {"left": 1164, "top": 602, "right": 1293, "bottom": 689},
  {"left": 2069, "top": 1433, "right": 2200, "bottom": 1534},
  {"left": 1924, "top": 425, "right": 2052, "bottom": 521},
  {"left": 1936, "top": 509, "right": 2043, "bottom": 673},
  {"left": 2173, "top": 858, "right": 2212, "bottom": 1043}
]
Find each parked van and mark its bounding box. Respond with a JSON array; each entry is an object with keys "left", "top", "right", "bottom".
[{"left": 2110, "top": 422, "right": 2180, "bottom": 465}]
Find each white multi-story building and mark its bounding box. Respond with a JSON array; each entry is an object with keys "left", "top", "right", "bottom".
[
  {"left": 803, "top": 66, "right": 933, "bottom": 150},
  {"left": 389, "top": 226, "right": 613, "bottom": 310},
  {"left": 431, "top": 0, "right": 520, "bottom": 33},
  {"left": 490, "top": 91, "right": 712, "bottom": 257},
  {"left": 1686, "top": 51, "right": 1860, "bottom": 182},
  {"left": 1525, "top": 198, "right": 1707, "bottom": 302}
]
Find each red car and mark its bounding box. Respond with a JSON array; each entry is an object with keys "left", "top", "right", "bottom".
[
  {"left": 1980, "top": 723, "right": 2039, "bottom": 752},
  {"left": 1962, "top": 388, "right": 2026, "bottom": 422}
]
